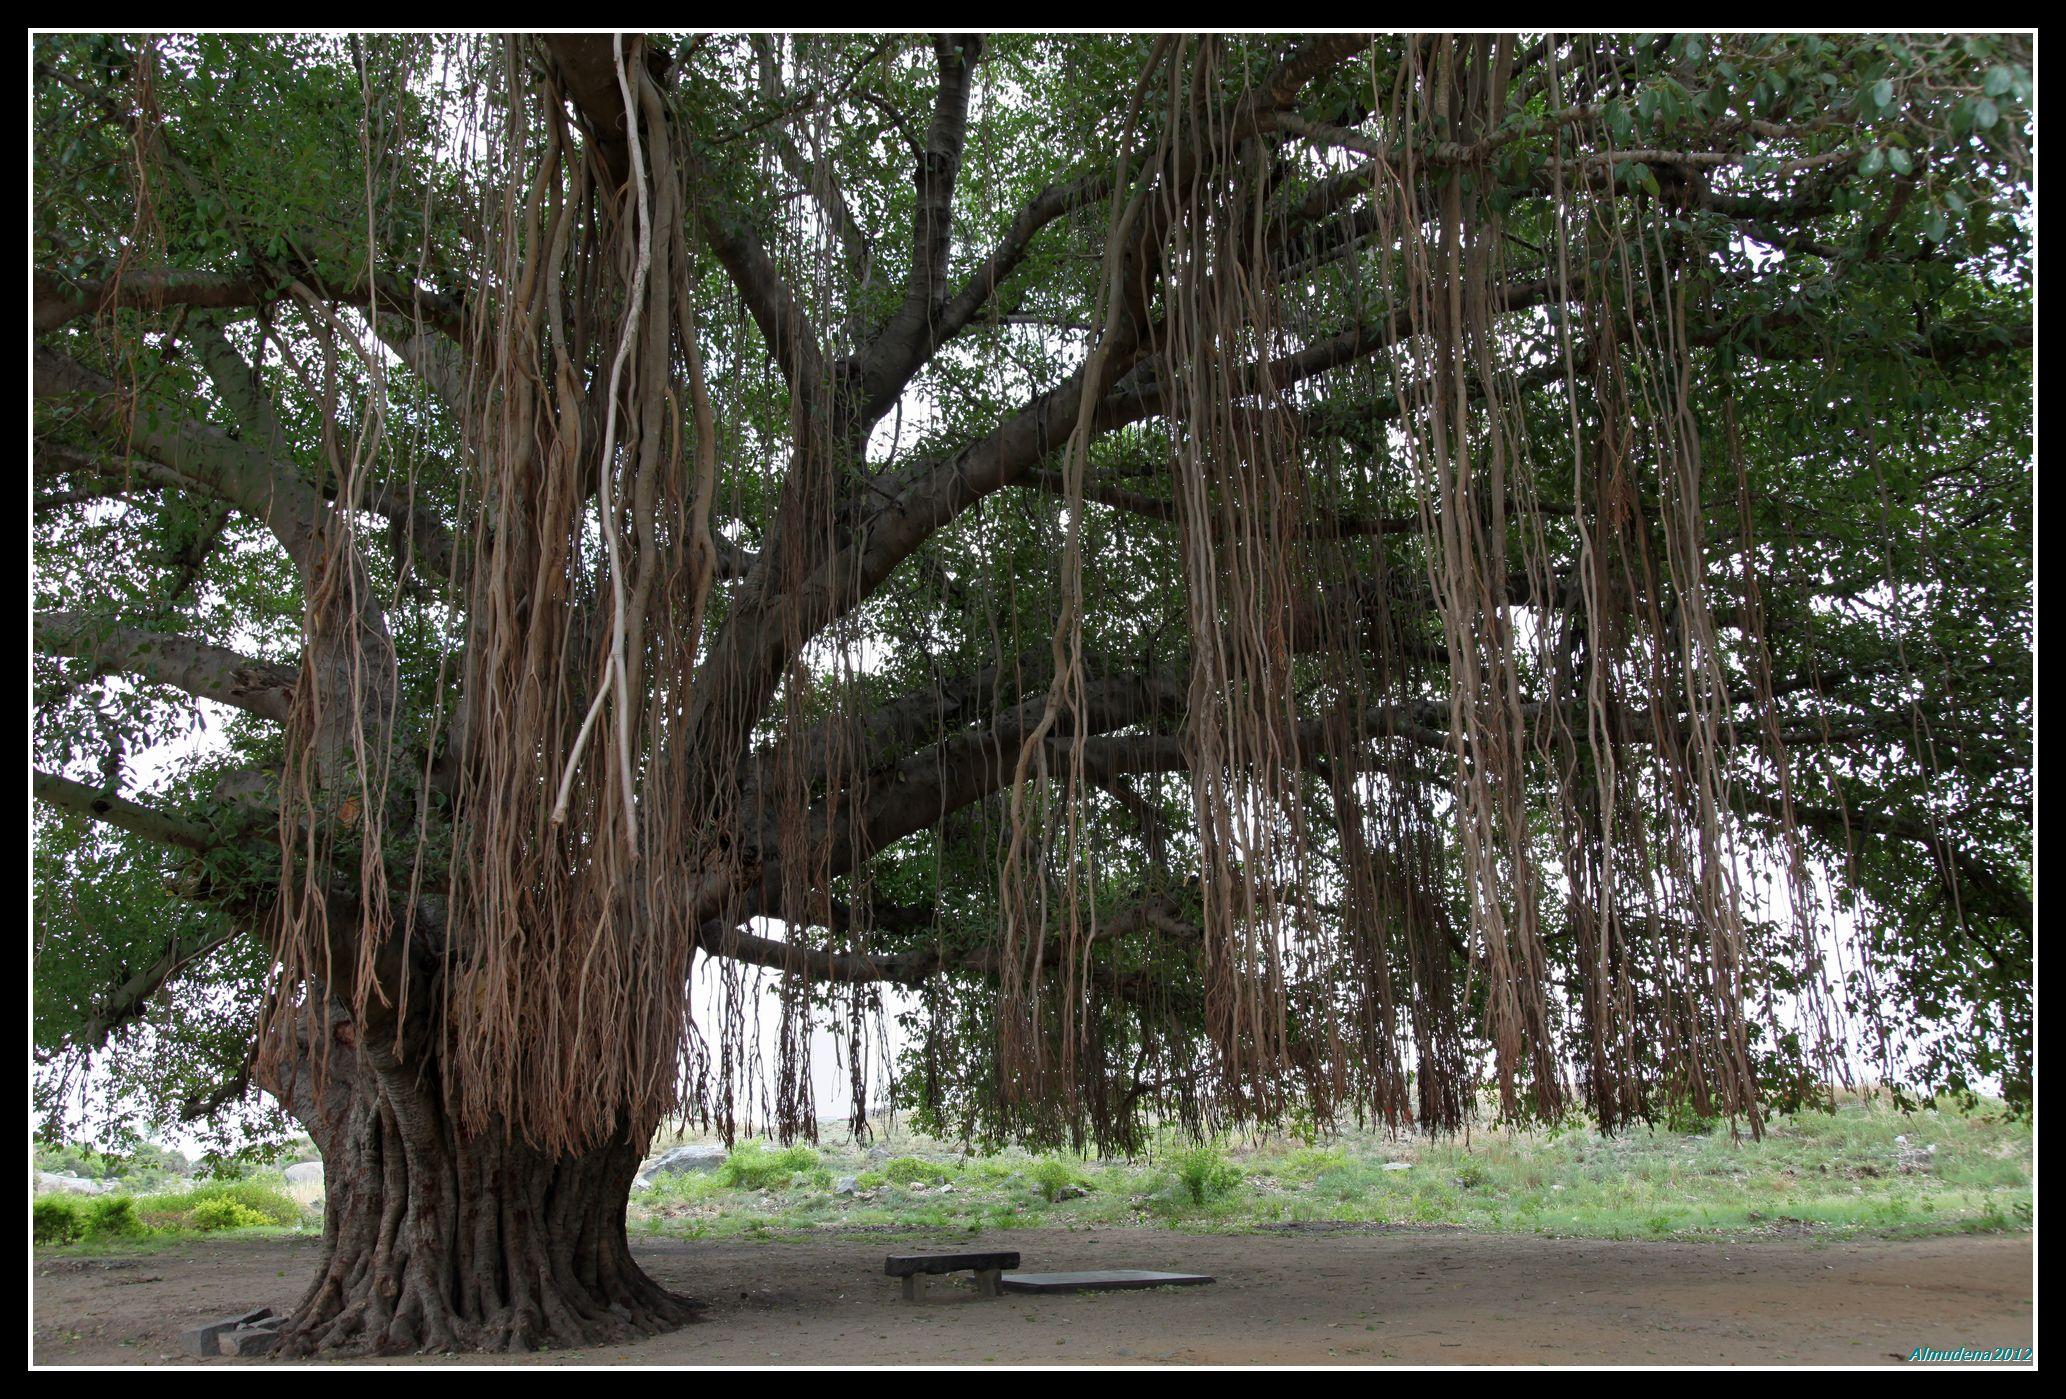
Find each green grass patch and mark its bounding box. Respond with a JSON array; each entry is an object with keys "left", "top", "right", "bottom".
[
  {"left": 882, "top": 1155, "right": 955, "bottom": 1187},
  {"left": 623, "top": 1094, "right": 2031, "bottom": 1246},
  {"left": 717, "top": 1141, "right": 822, "bottom": 1191}
]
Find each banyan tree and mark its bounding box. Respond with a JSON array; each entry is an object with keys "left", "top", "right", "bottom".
[{"left": 32, "top": 33, "right": 2032, "bottom": 1354}]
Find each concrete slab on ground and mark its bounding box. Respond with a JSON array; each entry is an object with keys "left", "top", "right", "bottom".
[{"left": 1000, "top": 1269, "right": 1215, "bottom": 1293}]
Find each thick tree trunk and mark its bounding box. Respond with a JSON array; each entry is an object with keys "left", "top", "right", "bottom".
[{"left": 260, "top": 1013, "right": 701, "bottom": 1355}]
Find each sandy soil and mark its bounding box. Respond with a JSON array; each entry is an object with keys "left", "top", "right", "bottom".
[{"left": 32, "top": 1228, "right": 2034, "bottom": 1366}]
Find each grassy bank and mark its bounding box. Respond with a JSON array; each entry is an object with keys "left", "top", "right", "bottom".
[
  {"left": 32, "top": 1094, "right": 2030, "bottom": 1252},
  {"left": 626, "top": 1094, "right": 2032, "bottom": 1245},
  {"left": 33, "top": 1175, "right": 315, "bottom": 1248}
]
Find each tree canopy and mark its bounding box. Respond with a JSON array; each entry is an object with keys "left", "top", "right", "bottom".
[{"left": 34, "top": 32, "right": 2031, "bottom": 1175}]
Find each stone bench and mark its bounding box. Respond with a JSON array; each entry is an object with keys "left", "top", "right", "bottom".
[{"left": 884, "top": 1249, "right": 1021, "bottom": 1301}]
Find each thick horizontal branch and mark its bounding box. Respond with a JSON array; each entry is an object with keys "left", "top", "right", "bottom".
[
  {"left": 33, "top": 770, "right": 220, "bottom": 854},
  {"left": 71, "top": 920, "right": 247, "bottom": 1056},
  {"left": 34, "top": 265, "right": 463, "bottom": 340},
  {"left": 36, "top": 348, "right": 457, "bottom": 584},
  {"left": 35, "top": 268, "right": 282, "bottom": 334},
  {"left": 36, "top": 347, "right": 331, "bottom": 569},
  {"left": 1021, "top": 465, "right": 1415, "bottom": 539},
  {"left": 697, "top": 890, "right": 1200, "bottom": 990},
  {"left": 35, "top": 610, "right": 298, "bottom": 722},
  {"left": 1754, "top": 793, "right": 2032, "bottom": 935}
]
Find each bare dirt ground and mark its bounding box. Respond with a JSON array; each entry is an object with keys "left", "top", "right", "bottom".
[{"left": 33, "top": 1228, "right": 2033, "bottom": 1366}]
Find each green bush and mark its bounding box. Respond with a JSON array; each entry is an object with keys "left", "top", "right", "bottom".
[
  {"left": 718, "top": 1142, "right": 821, "bottom": 1191},
  {"left": 1029, "top": 1157, "right": 1080, "bottom": 1203},
  {"left": 883, "top": 1156, "right": 953, "bottom": 1187},
  {"left": 1666, "top": 1102, "right": 1723, "bottom": 1136},
  {"left": 33, "top": 1197, "right": 85, "bottom": 1245},
  {"left": 133, "top": 1178, "right": 302, "bottom": 1232},
  {"left": 84, "top": 1195, "right": 147, "bottom": 1240},
  {"left": 1170, "top": 1144, "right": 1242, "bottom": 1205},
  {"left": 188, "top": 1197, "right": 272, "bottom": 1231}
]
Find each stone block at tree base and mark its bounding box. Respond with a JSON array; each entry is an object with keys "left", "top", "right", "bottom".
[
  {"left": 180, "top": 1307, "right": 274, "bottom": 1356},
  {"left": 219, "top": 1324, "right": 283, "bottom": 1356}
]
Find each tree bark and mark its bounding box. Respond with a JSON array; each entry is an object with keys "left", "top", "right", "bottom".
[{"left": 259, "top": 1012, "right": 701, "bottom": 1355}]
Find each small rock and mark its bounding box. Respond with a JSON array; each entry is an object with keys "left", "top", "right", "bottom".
[
  {"left": 833, "top": 1176, "right": 858, "bottom": 1196},
  {"left": 1055, "top": 1184, "right": 1089, "bottom": 1200},
  {"left": 908, "top": 1182, "right": 928, "bottom": 1193},
  {"left": 1381, "top": 1162, "right": 1412, "bottom": 1172},
  {"left": 937, "top": 1183, "right": 954, "bottom": 1194}
]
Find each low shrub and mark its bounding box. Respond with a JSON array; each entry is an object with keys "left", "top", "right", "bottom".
[
  {"left": 33, "top": 1197, "right": 84, "bottom": 1245},
  {"left": 1029, "top": 1157, "right": 1080, "bottom": 1203},
  {"left": 882, "top": 1156, "right": 953, "bottom": 1187},
  {"left": 84, "top": 1195, "right": 147, "bottom": 1240},
  {"left": 188, "top": 1197, "right": 271, "bottom": 1231},
  {"left": 1170, "top": 1144, "right": 1242, "bottom": 1205}
]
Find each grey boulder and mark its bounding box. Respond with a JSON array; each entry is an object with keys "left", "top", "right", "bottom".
[
  {"left": 632, "top": 1144, "right": 728, "bottom": 1189},
  {"left": 36, "top": 1171, "right": 110, "bottom": 1195}
]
